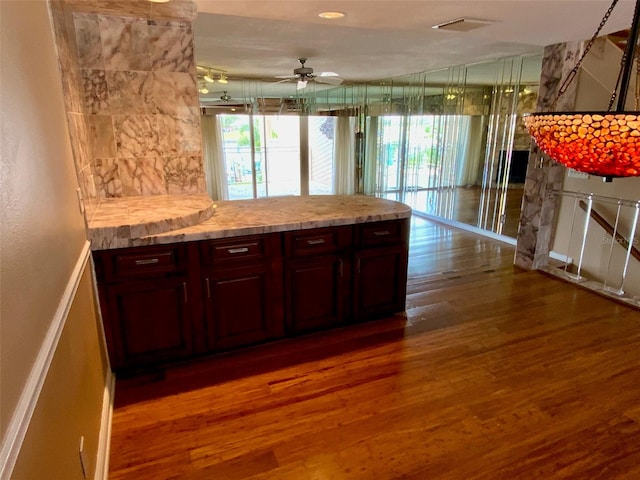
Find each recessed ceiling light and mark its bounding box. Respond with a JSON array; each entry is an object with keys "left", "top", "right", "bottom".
[
  {"left": 319, "top": 11, "right": 345, "bottom": 20},
  {"left": 148, "top": 0, "right": 172, "bottom": 3}
]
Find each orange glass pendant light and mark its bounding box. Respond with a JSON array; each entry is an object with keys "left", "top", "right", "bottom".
[
  {"left": 524, "top": 0, "right": 640, "bottom": 181},
  {"left": 525, "top": 112, "right": 640, "bottom": 177}
]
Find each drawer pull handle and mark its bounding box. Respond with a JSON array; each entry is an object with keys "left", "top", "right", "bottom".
[
  {"left": 306, "top": 239, "right": 326, "bottom": 245},
  {"left": 183, "top": 282, "right": 188, "bottom": 303},
  {"left": 135, "top": 258, "right": 160, "bottom": 265},
  {"left": 228, "top": 247, "right": 249, "bottom": 254},
  {"left": 339, "top": 259, "right": 344, "bottom": 277},
  {"left": 373, "top": 230, "right": 390, "bottom": 236},
  {"left": 205, "top": 278, "right": 211, "bottom": 299},
  {"left": 356, "top": 257, "right": 361, "bottom": 274}
]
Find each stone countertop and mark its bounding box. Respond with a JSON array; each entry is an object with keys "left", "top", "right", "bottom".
[
  {"left": 88, "top": 194, "right": 412, "bottom": 250},
  {"left": 87, "top": 194, "right": 216, "bottom": 250}
]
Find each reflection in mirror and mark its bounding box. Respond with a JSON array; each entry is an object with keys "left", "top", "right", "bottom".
[
  {"left": 197, "top": 53, "right": 543, "bottom": 239},
  {"left": 358, "top": 55, "right": 542, "bottom": 239}
]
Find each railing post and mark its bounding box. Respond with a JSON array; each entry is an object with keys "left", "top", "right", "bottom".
[
  {"left": 617, "top": 203, "right": 640, "bottom": 295},
  {"left": 563, "top": 195, "right": 581, "bottom": 276},
  {"left": 574, "top": 195, "right": 593, "bottom": 280},
  {"left": 603, "top": 201, "right": 623, "bottom": 292}
]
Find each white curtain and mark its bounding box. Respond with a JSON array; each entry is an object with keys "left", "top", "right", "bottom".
[
  {"left": 363, "top": 116, "right": 379, "bottom": 196},
  {"left": 201, "top": 115, "right": 228, "bottom": 200},
  {"left": 455, "top": 115, "right": 484, "bottom": 186},
  {"left": 334, "top": 116, "right": 356, "bottom": 195}
]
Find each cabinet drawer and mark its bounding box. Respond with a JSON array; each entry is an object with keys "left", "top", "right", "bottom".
[
  {"left": 284, "top": 226, "right": 351, "bottom": 257},
  {"left": 201, "top": 235, "right": 268, "bottom": 265},
  {"left": 94, "top": 244, "right": 186, "bottom": 282},
  {"left": 357, "top": 220, "right": 406, "bottom": 248}
]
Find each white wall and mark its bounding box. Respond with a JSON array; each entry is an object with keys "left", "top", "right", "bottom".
[{"left": 1, "top": 1, "right": 109, "bottom": 478}]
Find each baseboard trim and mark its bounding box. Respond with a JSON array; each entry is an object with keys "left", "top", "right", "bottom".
[
  {"left": 95, "top": 370, "right": 115, "bottom": 480},
  {"left": 0, "top": 241, "right": 91, "bottom": 480},
  {"left": 413, "top": 213, "right": 576, "bottom": 266},
  {"left": 413, "top": 211, "right": 517, "bottom": 246},
  {"left": 549, "top": 251, "right": 573, "bottom": 264}
]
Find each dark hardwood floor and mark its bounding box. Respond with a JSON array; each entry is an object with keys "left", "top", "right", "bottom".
[{"left": 109, "top": 216, "right": 640, "bottom": 480}]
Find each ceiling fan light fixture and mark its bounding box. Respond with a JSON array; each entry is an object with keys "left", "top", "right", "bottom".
[
  {"left": 203, "top": 70, "right": 215, "bottom": 83},
  {"left": 318, "top": 11, "right": 345, "bottom": 20}
]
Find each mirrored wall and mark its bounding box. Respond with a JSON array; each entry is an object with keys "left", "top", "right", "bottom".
[{"left": 200, "top": 53, "right": 543, "bottom": 238}]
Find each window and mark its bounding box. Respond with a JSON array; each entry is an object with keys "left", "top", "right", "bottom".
[{"left": 216, "top": 113, "right": 338, "bottom": 199}]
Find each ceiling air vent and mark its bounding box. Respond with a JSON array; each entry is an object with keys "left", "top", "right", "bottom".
[{"left": 432, "top": 18, "right": 493, "bottom": 32}]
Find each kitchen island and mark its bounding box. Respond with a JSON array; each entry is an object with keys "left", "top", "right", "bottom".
[{"left": 90, "top": 195, "right": 412, "bottom": 372}]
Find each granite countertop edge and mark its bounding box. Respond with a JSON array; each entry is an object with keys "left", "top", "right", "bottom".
[{"left": 88, "top": 195, "right": 412, "bottom": 251}]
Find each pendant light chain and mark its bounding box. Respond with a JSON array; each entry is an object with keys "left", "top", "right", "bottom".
[
  {"left": 608, "top": 47, "right": 627, "bottom": 110},
  {"left": 636, "top": 50, "right": 640, "bottom": 110},
  {"left": 620, "top": 47, "right": 640, "bottom": 110},
  {"left": 554, "top": 0, "right": 619, "bottom": 107}
]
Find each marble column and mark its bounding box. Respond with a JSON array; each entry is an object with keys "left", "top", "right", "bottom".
[{"left": 515, "top": 42, "right": 582, "bottom": 269}]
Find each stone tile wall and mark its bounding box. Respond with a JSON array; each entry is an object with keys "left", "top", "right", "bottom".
[{"left": 49, "top": 0, "right": 204, "bottom": 222}]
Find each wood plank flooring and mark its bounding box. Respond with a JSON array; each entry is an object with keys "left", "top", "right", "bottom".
[{"left": 109, "top": 216, "right": 640, "bottom": 480}]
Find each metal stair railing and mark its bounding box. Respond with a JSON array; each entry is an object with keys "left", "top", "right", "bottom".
[{"left": 553, "top": 190, "right": 639, "bottom": 297}]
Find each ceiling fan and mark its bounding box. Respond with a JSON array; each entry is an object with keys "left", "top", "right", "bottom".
[
  {"left": 275, "top": 58, "right": 343, "bottom": 90},
  {"left": 200, "top": 91, "right": 248, "bottom": 111},
  {"left": 200, "top": 90, "right": 233, "bottom": 102}
]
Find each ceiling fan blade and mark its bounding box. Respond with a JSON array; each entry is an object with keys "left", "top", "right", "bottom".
[
  {"left": 297, "top": 80, "right": 308, "bottom": 90},
  {"left": 275, "top": 74, "right": 297, "bottom": 79},
  {"left": 272, "top": 78, "right": 292, "bottom": 85},
  {"left": 315, "top": 76, "right": 343, "bottom": 86}
]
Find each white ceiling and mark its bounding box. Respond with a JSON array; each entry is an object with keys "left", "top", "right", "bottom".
[{"left": 192, "top": 0, "right": 636, "bottom": 102}]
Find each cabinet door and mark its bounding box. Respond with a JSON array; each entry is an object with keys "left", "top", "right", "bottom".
[
  {"left": 204, "top": 264, "right": 282, "bottom": 350},
  {"left": 103, "top": 277, "right": 192, "bottom": 370},
  {"left": 353, "top": 245, "right": 408, "bottom": 321},
  {"left": 285, "top": 254, "right": 346, "bottom": 334}
]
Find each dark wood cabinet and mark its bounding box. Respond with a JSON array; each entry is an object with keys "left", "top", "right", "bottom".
[
  {"left": 93, "top": 219, "right": 409, "bottom": 372},
  {"left": 283, "top": 226, "right": 351, "bottom": 334},
  {"left": 353, "top": 219, "right": 410, "bottom": 321},
  {"left": 102, "top": 277, "right": 192, "bottom": 369},
  {"left": 93, "top": 244, "right": 193, "bottom": 370},
  {"left": 285, "top": 254, "right": 347, "bottom": 334},
  {"left": 353, "top": 245, "right": 408, "bottom": 320},
  {"left": 200, "top": 235, "right": 283, "bottom": 350}
]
